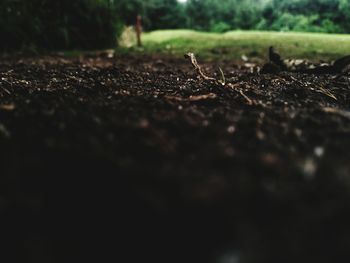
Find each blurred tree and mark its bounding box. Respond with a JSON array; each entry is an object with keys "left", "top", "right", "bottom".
[
  {"left": 116, "top": 0, "right": 146, "bottom": 26},
  {"left": 233, "top": 0, "right": 262, "bottom": 29},
  {"left": 116, "top": 0, "right": 187, "bottom": 30},
  {"left": 115, "top": 0, "right": 350, "bottom": 34},
  {"left": 338, "top": 0, "right": 350, "bottom": 32},
  {"left": 186, "top": 0, "right": 211, "bottom": 30},
  {"left": 0, "top": 0, "right": 121, "bottom": 51},
  {"left": 2, "top": 0, "right": 350, "bottom": 52},
  {"left": 146, "top": 0, "right": 187, "bottom": 30}
]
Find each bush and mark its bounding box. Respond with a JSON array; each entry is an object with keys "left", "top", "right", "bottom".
[
  {"left": 0, "top": 0, "right": 122, "bottom": 51},
  {"left": 234, "top": 5, "right": 261, "bottom": 30},
  {"left": 257, "top": 12, "right": 345, "bottom": 34},
  {"left": 320, "top": 19, "right": 343, "bottom": 33},
  {"left": 210, "top": 22, "right": 231, "bottom": 33}
]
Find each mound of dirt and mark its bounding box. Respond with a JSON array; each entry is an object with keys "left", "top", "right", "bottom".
[{"left": 1, "top": 53, "right": 350, "bottom": 263}]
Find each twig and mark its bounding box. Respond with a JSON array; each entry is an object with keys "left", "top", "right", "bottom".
[
  {"left": 184, "top": 53, "right": 226, "bottom": 85},
  {"left": 218, "top": 67, "right": 226, "bottom": 86},
  {"left": 1, "top": 78, "right": 12, "bottom": 95},
  {"left": 165, "top": 93, "right": 217, "bottom": 102},
  {"left": 184, "top": 52, "right": 215, "bottom": 81},
  {"left": 239, "top": 89, "right": 253, "bottom": 105},
  {"left": 0, "top": 87, "right": 11, "bottom": 95},
  {"left": 184, "top": 53, "right": 255, "bottom": 105},
  {"left": 227, "top": 83, "right": 254, "bottom": 105},
  {"left": 289, "top": 76, "right": 337, "bottom": 100},
  {"left": 323, "top": 107, "right": 350, "bottom": 119},
  {"left": 189, "top": 93, "right": 217, "bottom": 101},
  {"left": 316, "top": 86, "right": 337, "bottom": 101}
]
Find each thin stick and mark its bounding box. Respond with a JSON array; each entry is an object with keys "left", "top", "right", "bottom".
[
  {"left": 218, "top": 67, "right": 226, "bottom": 85},
  {"left": 239, "top": 89, "right": 253, "bottom": 105},
  {"left": 316, "top": 86, "right": 337, "bottom": 101},
  {"left": 227, "top": 83, "right": 254, "bottom": 105},
  {"left": 184, "top": 53, "right": 216, "bottom": 81},
  {"left": 1, "top": 87, "right": 11, "bottom": 95}
]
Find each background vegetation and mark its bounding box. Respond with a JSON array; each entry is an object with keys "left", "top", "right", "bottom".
[
  {"left": 1, "top": 0, "right": 350, "bottom": 51},
  {"left": 0, "top": 0, "right": 122, "bottom": 51},
  {"left": 117, "top": 0, "right": 350, "bottom": 34}
]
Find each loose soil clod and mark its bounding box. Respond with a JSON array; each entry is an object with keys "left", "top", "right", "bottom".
[{"left": 262, "top": 46, "right": 350, "bottom": 74}]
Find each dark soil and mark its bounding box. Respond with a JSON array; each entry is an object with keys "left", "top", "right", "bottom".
[{"left": 1, "top": 53, "right": 350, "bottom": 263}]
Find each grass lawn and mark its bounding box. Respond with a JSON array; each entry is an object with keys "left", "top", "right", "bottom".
[{"left": 121, "top": 29, "right": 350, "bottom": 62}]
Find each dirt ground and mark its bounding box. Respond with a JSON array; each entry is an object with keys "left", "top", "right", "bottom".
[{"left": 1, "top": 53, "right": 350, "bottom": 263}]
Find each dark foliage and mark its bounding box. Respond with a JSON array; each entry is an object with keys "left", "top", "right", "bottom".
[
  {"left": 0, "top": 0, "right": 122, "bottom": 51},
  {"left": 116, "top": 0, "right": 187, "bottom": 30},
  {"left": 1, "top": 0, "right": 350, "bottom": 51}
]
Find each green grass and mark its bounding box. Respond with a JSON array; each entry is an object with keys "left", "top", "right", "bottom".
[{"left": 120, "top": 29, "right": 350, "bottom": 61}]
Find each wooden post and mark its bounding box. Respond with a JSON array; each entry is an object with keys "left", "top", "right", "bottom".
[{"left": 136, "top": 15, "right": 142, "bottom": 47}]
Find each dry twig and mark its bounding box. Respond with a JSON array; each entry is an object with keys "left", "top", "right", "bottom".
[
  {"left": 0, "top": 104, "right": 15, "bottom": 111},
  {"left": 189, "top": 93, "right": 217, "bottom": 101},
  {"left": 227, "top": 83, "right": 254, "bottom": 105},
  {"left": 165, "top": 93, "right": 217, "bottom": 102},
  {"left": 316, "top": 86, "right": 337, "bottom": 101},
  {"left": 184, "top": 53, "right": 225, "bottom": 85},
  {"left": 322, "top": 107, "right": 350, "bottom": 119},
  {"left": 184, "top": 52, "right": 256, "bottom": 105},
  {"left": 218, "top": 67, "right": 226, "bottom": 85},
  {"left": 238, "top": 89, "right": 253, "bottom": 105}
]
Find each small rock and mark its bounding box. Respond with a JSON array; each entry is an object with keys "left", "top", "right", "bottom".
[
  {"left": 302, "top": 158, "right": 317, "bottom": 180},
  {"left": 227, "top": 125, "right": 236, "bottom": 134},
  {"left": 314, "top": 146, "right": 325, "bottom": 157},
  {"left": 139, "top": 118, "right": 149, "bottom": 129},
  {"left": 256, "top": 130, "right": 265, "bottom": 140},
  {"left": 0, "top": 123, "right": 11, "bottom": 138},
  {"left": 241, "top": 54, "right": 248, "bottom": 62},
  {"left": 294, "top": 128, "right": 302, "bottom": 137}
]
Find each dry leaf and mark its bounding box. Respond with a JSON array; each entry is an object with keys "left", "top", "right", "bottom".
[
  {"left": 323, "top": 107, "right": 350, "bottom": 119},
  {"left": 0, "top": 103, "right": 15, "bottom": 111}
]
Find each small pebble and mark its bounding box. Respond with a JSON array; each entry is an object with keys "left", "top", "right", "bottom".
[
  {"left": 314, "top": 146, "right": 325, "bottom": 157},
  {"left": 139, "top": 118, "right": 149, "bottom": 129},
  {"left": 0, "top": 123, "right": 11, "bottom": 138},
  {"left": 303, "top": 158, "right": 317, "bottom": 180},
  {"left": 227, "top": 125, "right": 236, "bottom": 134}
]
